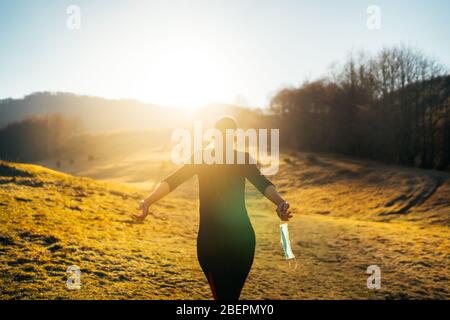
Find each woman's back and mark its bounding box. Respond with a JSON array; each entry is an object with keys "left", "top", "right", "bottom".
[
  {"left": 134, "top": 116, "right": 291, "bottom": 300},
  {"left": 163, "top": 150, "right": 273, "bottom": 230}
]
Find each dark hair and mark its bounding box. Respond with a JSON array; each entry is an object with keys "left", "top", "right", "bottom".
[{"left": 214, "top": 116, "right": 237, "bottom": 134}]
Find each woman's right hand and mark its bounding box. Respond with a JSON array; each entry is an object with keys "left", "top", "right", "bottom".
[{"left": 133, "top": 199, "right": 150, "bottom": 222}]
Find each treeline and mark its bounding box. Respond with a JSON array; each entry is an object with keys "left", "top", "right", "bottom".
[
  {"left": 271, "top": 45, "right": 450, "bottom": 170},
  {"left": 0, "top": 114, "right": 82, "bottom": 162},
  {"left": 0, "top": 92, "right": 187, "bottom": 132}
]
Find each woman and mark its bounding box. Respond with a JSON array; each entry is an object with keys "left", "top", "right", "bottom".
[{"left": 133, "top": 116, "right": 292, "bottom": 300}]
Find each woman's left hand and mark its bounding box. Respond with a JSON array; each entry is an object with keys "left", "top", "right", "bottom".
[{"left": 277, "top": 201, "right": 292, "bottom": 221}]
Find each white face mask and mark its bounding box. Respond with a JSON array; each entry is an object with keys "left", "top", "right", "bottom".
[{"left": 280, "top": 223, "right": 295, "bottom": 260}]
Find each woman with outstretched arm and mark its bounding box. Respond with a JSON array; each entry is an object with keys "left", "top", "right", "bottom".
[{"left": 133, "top": 116, "right": 292, "bottom": 300}]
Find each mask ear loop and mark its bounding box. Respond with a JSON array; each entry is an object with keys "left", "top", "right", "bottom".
[{"left": 288, "top": 257, "right": 298, "bottom": 270}]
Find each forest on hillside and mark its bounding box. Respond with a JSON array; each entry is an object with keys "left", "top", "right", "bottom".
[
  {"left": 270, "top": 45, "right": 450, "bottom": 170},
  {"left": 0, "top": 114, "right": 82, "bottom": 162},
  {"left": 0, "top": 45, "right": 449, "bottom": 171}
]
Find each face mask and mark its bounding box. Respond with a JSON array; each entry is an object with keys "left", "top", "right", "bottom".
[{"left": 280, "top": 223, "right": 295, "bottom": 260}]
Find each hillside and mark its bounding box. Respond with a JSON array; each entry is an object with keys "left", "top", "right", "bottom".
[
  {"left": 0, "top": 155, "right": 449, "bottom": 299},
  {"left": 0, "top": 160, "right": 204, "bottom": 299},
  {"left": 0, "top": 92, "right": 189, "bottom": 132},
  {"left": 39, "top": 139, "right": 450, "bottom": 226},
  {"left": 0, "top": 93, "right": 268, "bottom": 134},
  {"left": 278, "top": 153, "right": 450, "bottom": 226}
]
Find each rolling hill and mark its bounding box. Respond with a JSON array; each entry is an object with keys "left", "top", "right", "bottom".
[
  {"left": 0, "top": 152, "right": 449, "bottom": 299},
  {"left": 0, "top": 92, "right": 189, "bottom": 132}
]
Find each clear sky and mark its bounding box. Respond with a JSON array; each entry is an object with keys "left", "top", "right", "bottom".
[{"left": 0, "top": 0, "right": 449, "bottom": 108}]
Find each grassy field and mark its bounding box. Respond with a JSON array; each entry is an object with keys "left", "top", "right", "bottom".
[{"left": 0, "top": 150, "right": 449, "bottom": 299}]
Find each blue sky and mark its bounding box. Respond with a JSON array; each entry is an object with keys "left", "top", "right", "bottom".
[{"left": 0, "top": 0, "right": 449, "bottom": 108}]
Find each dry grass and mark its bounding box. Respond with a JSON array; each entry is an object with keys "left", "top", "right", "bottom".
[{"left": 0, "top": 152, "right": 449, "bottom": 299}]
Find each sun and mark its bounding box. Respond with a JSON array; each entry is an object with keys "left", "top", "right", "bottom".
[{"left": 131, "top": 47, "right": 229, "bottom": 109}]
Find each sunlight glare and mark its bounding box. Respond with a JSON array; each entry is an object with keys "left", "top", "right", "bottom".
[{"left": 136, "top": 47, "right": 229, "bottom": 109}]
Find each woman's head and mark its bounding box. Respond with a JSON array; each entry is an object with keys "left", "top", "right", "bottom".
[{"left": 214, "top": 116, "right": 237, "bottom": 136}]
